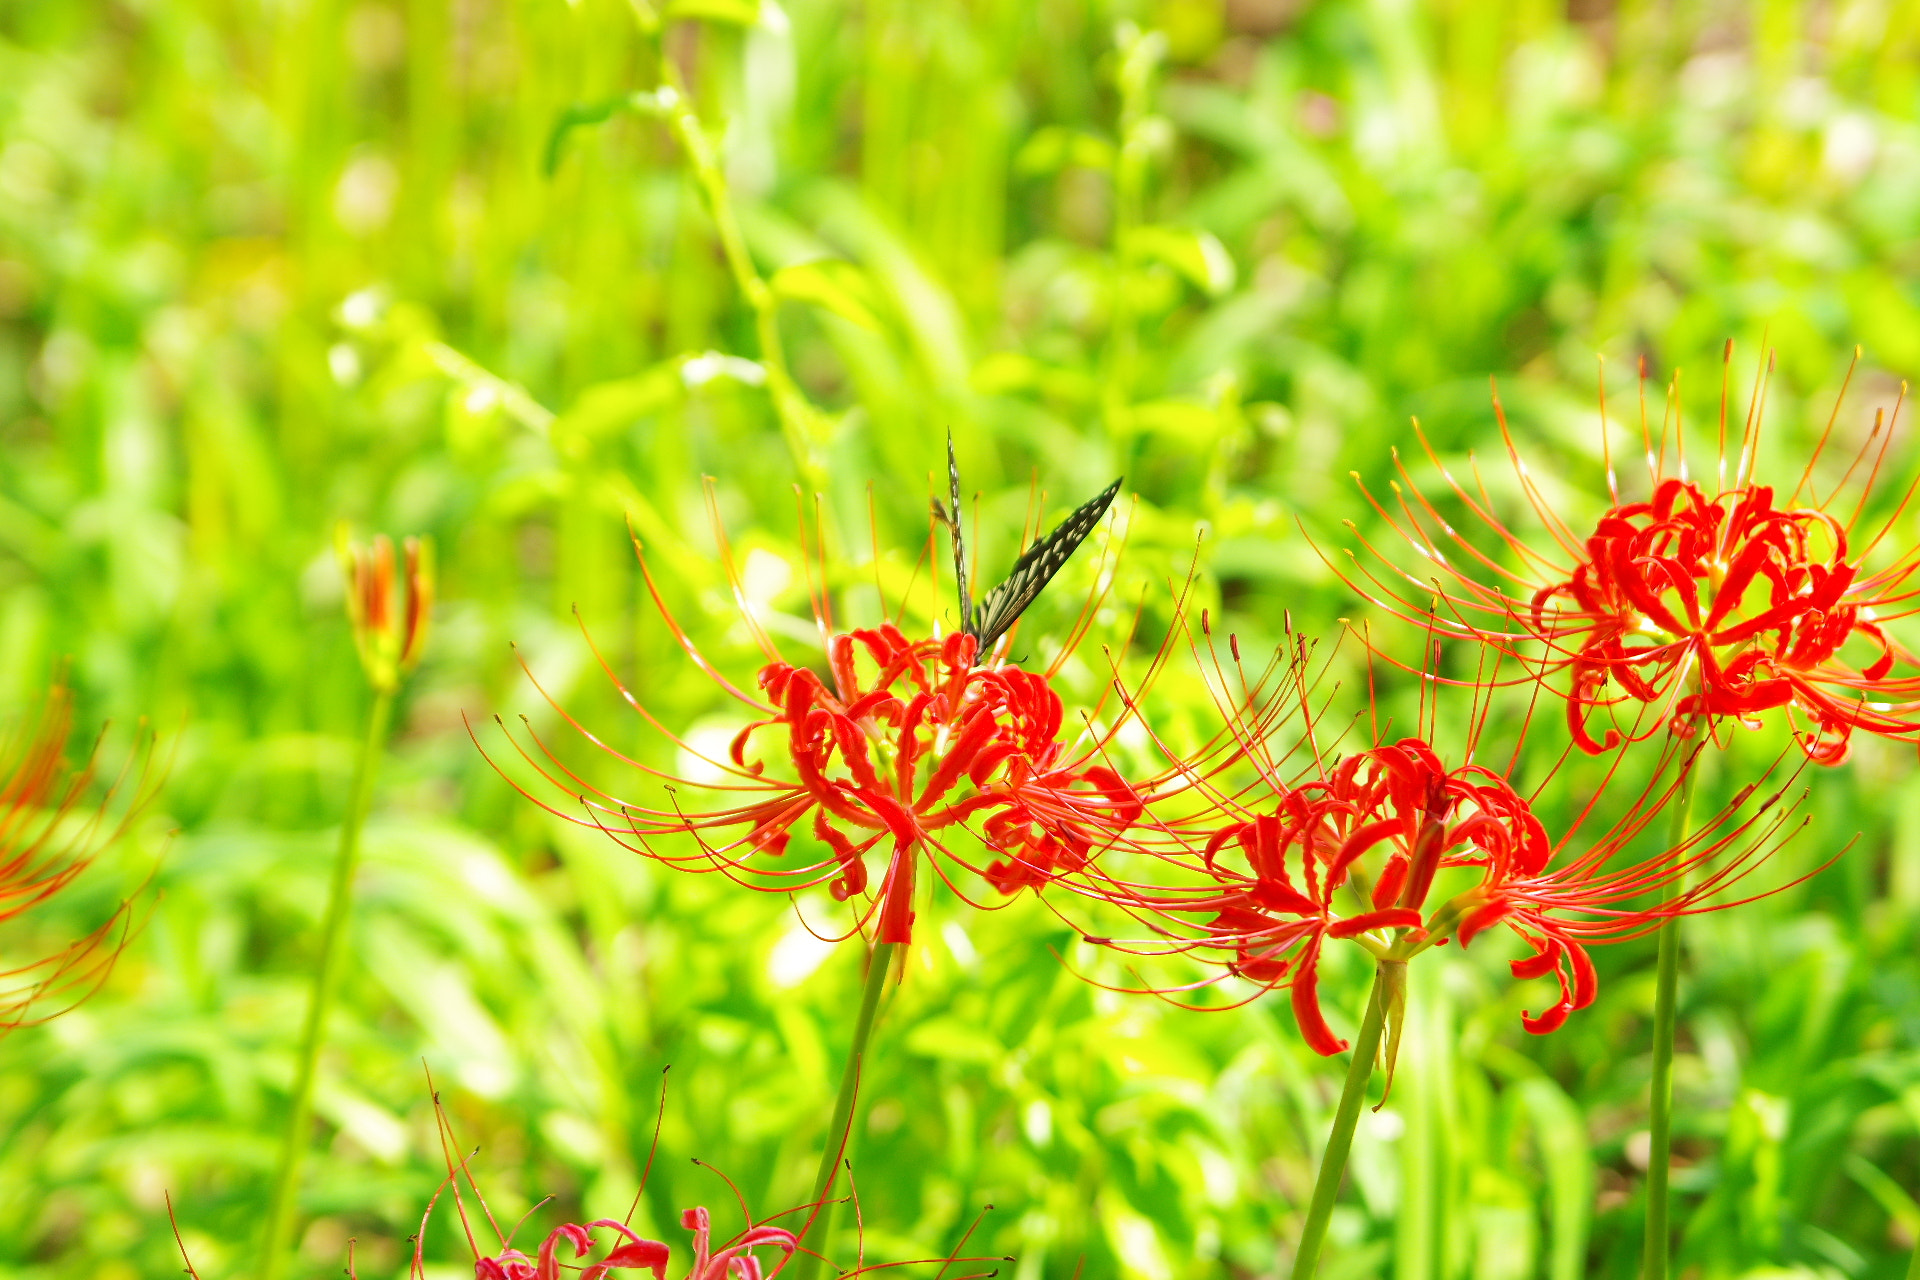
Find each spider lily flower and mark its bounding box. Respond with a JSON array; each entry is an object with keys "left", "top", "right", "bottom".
[
  {"left": 1071, "top": 626, "right": 1815, "bottom": 1051},
  {"left": 1181, "top": 740, "right": 1493, "bottom": 1055},
  {"left": 413, "top": 1175, "right": 799, "bottom": 1280},
  {"left": 1337, "top": 347, "right": 1920, "bottom": 763},
  {"left": 409, "top": 1085, "right": 796, "bottom": 1280},
  {"left": 467, "top": 1210, "right": 793, "bottom": 1280},
  {"left": 0, "top": 682, "right": 156, "bottom": 1035},
  {"left": 396, "top": 1086, "right": 1007, "bottom": 1280},
  {"left": 1094, "top": 734, "right": 1809, "bottom": 1050},
  {"left": 1439, "top": 759, "right": 1818, "bottom": 1034},
  {"left": 485, "top": 488, "right": 1182, "bottom": 949},
  {"left": 337, "top": 526, "right": 434, "bottom": 694},
  {"left": 451, "top": 1207, "right": 1001, "bottom": 1280},
  {"left": 1140, "top": 735, "right": 1604, "bottom": 1054},
  {"left": 470, "top": 1218, "right": 675, "bottom": 1280},
  {"left": 732, "top": 624, "right": 1148, "bottom": 943}
]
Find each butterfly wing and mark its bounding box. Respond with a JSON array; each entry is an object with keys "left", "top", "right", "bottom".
[
  {"left": 932, "top": 434, "right": 973, "bottom": 637},
  {"left": 969, "top": 476, "right": 1122, "bottom": 654}
]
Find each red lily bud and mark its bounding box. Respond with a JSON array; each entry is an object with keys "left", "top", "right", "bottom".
[{"left": 337, "top": 525, "right": 433, "bottom": 693}]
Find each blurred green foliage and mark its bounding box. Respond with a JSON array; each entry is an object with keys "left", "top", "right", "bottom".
[{"left": 3, "top": 0, "right": 1920, "bottom": 1277}]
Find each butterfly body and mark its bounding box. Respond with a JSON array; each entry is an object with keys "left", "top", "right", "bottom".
[{"left": 933, "top": 438, "right": 1122, "bottom": 659}]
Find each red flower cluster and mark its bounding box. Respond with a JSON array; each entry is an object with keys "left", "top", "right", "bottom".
[
  {"left": 1342, "top": 351, "right": 1920, "bottom": 763},
  {"left": 715, "top": 623, "right": 1143, "bottom": 941},
  {"left": 485, "top": 398, "right": 1841, "bottom": 1056},
  {"left": 0, "top": 683, "right": 156, "bottom": 1035},
  {"left": 1526, "top": 475, "right": 1918, "bottom": 759},
  {"left": 374, "top": 1083, "right": 1005, "bottom": 1280},
  {"left": 470, "top": 1209, "right": 793, "bottom": 1280},
  {"left": 489, "top": 501, "right": 1163, "bottom": 949},
  {"left": 1183, "top": 740, "right": 1523, "bottom": 1053},
  {"left": 1070, "top": 620, "right": 1815, "bottom": 1051}
]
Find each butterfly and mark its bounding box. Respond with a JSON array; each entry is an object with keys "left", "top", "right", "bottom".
[{"left": 931, "top": 435, "right": 1122, "bottom": 659}]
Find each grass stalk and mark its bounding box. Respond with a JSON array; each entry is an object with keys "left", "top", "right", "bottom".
[
  {"left": 1290, "top": 959, "right": 1395, "bottom": 1278},
  {"left": 652, "top": 49, "right": 825, "bottom": 491},
  {"left": 792, "top": 940, "right": 899, "bottom": 1280},
  {"left": 259, "top": 689, "right": 395, "bottom": 1280},
  {"left": 1642, "top": 751, "right": 1703, "bottom": 1280},
  {"left": 1102, "top": 27, "right": 1160, "bottom": 429}
]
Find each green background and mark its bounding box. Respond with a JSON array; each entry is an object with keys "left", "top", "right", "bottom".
[{"left": 3, "top": 0, "right": 1920, "bottom": 1277}]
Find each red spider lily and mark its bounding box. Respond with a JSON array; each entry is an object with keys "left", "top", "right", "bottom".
[
  {"left": 1338, "top": 346, "right": 1920, "bottom": 763},
  {"left": 387, "top": 1077, "right": 1007, "bottom": 1280},
  {"left": 402, "top": 1097, "right": 800, "bottom": 1280},
  {"left": 1, "top": 682, "right": 157, "bottom": 1035},
  {"left": 483, "top": 486, "right": 1200, "bottom": 949},
  {"left": 466, "top": 1209, "right": 796, "bottom": 1280},
  {"left": 471, "top": 1218, "right": 677, "bottom": 1280},
  {"left": 1181, "top": 738, "right": 1534, "bottom": 1053},
  {"left": 1071, "top": 625, "right": 1818, "bottom": 1051},
  {"left": 1441, "top": 762, "right": 1819, "bottom": 1034}
]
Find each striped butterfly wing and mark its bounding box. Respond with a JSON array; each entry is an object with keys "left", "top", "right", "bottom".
[
  {"left": 935, "top": 436, "right": 974, "bottom": 639},
  {"left": 969, "top": 476, "right": 1122, "bottom": 654}
]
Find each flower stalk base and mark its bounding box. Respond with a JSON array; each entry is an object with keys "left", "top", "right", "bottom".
[
  {"left": 1290, "top": 959, "right": 1397, "bottom": 1278},
  {"left": 259, "top": 689, "right": 394, "bottom": 1280},
  {"left": 1643, "top": 754, "right": 1702, "bottom": 1280},
  {"left": 792, "top": 939, "right": 899, "bottom": 1280}
]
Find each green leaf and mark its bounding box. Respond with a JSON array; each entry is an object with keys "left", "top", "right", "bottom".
[
  {"left": 1129, "top": 399, "right": 1225, "bottom": 440},
  {"left": 1122, "top": 224, "right": 1237, "bottom": 297},
  {"left": 544, "top": 92, "right": 673, "bottom": 176},
  {"left": 904, "top": 1017, "right": 1003, "bottom": 1063},
  {"left": 1515, "top": 1077, "right": 1593, "bottom": 1280},
  {"left": 1014, "top": 125, "right": 1116, "bottom": 175},
  {"left": 969, "top": 351, "right": 1098, "bottom": 405},
  {"left": 551, "top": 363, "right": 686, "bottom": 457},
  {"left": 661, "top": 0, "right": 764, "bottom": 27},
  {"left": 769, "top": 259, "right": 886, "bottom": 332},
  {"left": 1843, "top": 1153, "right": 1920, "bottom": 1239},
  {"left": 418, "top": 340, "right": 556, "bottom": 430}
]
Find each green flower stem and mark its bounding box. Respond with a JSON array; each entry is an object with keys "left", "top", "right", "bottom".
[
  {"left": 260, "top": 688, "right": 395, "bottom": 1280},
  {"left": 1909, "top": 1234, "right": 1920, "bottom": 1280},
  {"left": 1643, "top": 750, "right": 1703, "bottom": 1280},
  {"left": 1103, "top": 27, "right": 1160, "bottom": 427},
  {"left": 651, "top": 51, "right": 824, "bottom": 491},
  {"left": 793, "top": 940, "right": 899, "bottom": 1280},
  {"left": 1290, "top": 959, "right": 1396, "bottom": 1279}
]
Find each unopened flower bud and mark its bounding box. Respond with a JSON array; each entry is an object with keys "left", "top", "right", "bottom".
[{"left": 337, "top": 525, "right": 433, "bottom": 693}]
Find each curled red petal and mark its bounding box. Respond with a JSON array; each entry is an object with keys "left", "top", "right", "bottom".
[
  {"left": 1510, "top": 934, "right": 1562, "bottom": 981},
  {"left": 1370, "top": 856, "right": 1409, "bottom": 910},
  {"left": 1455, "top": 899, "right": 1510, "bottom": 948},
  {"left": 536, "top": 1223, "right": 596, "bottom": 1280},
  {"left": 1290, "top": 934, "right": 1348, "bottom": 1056},
  {"left": 1326, "top": 908, "right": 1422, "bottom": 939}
]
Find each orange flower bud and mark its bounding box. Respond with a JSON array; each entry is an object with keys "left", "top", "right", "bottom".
[{"left": 336, "top": 525, "right": 434, "bottom": 693}]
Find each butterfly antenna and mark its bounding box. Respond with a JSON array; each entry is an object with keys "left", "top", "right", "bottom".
[
  {"left": 968, "top": 479, "right": 983, "bottom": 640},
  {"left": 942, "top": 432, "right": 973, "bottom": 639}
]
